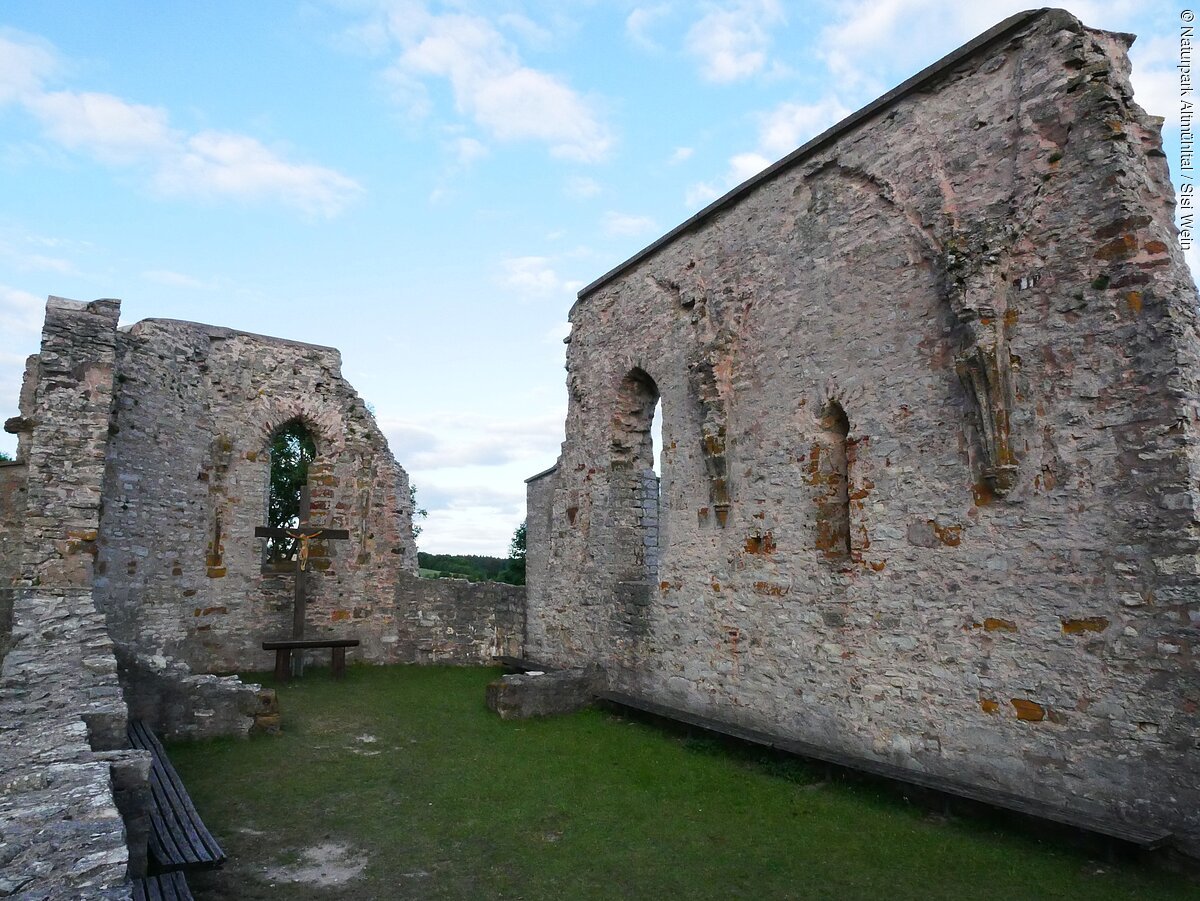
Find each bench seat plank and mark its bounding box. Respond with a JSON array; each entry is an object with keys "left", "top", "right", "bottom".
[
  {"left": 598, "top": 691, "right": 1172, "bottom": 850},
  {"left": 132, "top": 870, "right": 192, "bottom": 901},
  {"left": 128, "top": 720, "right": 226, "bottom": 871},
  {"left": 262, "top": 638, "right": 360, "bottom": 650}
]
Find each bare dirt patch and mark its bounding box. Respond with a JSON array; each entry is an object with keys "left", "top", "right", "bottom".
[{"left": 262, "top": 842, "right": 367, "bottom": 888}]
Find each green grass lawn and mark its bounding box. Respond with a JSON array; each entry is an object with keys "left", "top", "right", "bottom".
[{"left": 169, "top": 666, "right": 1195, "bottom": 900}]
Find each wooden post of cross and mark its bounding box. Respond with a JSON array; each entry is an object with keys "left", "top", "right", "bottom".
[{"left": 255, "top": 485, "right": 350, "bottom": 677}]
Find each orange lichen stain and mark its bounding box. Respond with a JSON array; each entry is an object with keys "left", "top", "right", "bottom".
[
  {"left": 753, "top": 581, "right": 789, "bottom": 596},
  {"left": 201, "top": 606, "right": 228, "bottom": 616},
  {"left": 245, "top": 451, "right": 258, "bottom": 462},
  {"left": 744, "top": 532, "right": 777, "bottom": 555},
  {"left": 1143, "top": 240, "right": 1169, "bottom": 255},
  {"left": 1011, "top": 699, "right": 1046, "bottom": 722},
  {"left": 972, "top": 481, "right": 995, "bottom": 506},
  {"left": 698, "top": 507, "right": 710, "bottom": 525},
  {"left": 196, "top": 625, "right": 211, "bottom": 633},
  {"left": 1061, "top": 616, "right": 1110, "bottom": 634},
  {"left": 1003, "top": 308, "right": 1018, "bottom": 328},
  {"left": 193, "top": 608, "right": 203, "bottom": 617},
  {"left": 206, "top": 566, "right": 226, "bottom": 578},
  {"left": 711, "top": 578, "right": 722, "bottom": 592},
  {"left": 566, "top": 506, "right": 579, "bottom": 526},
  {"left": 849, "top": 479, "right": 875, "bottom": 501},
  {"left": 1125, "top": 291, "right": 1143, "bottom": 314},
  {"left": 984, "top": 618, "right": 1018, "bottom": 633},
  {"left": 752, "top": 511, "right": 765, "bottom": 520},
  {"left": 331, "top": 610, "right": 351, "bottom": 622},
  {"left": 979, "top": 316, "right": 994, "bottom": 326},
  {"left": 932, "top": 522, "right": 962, "bottom": 546},
  {"left": 659, "top": 581, "right": 672, "bottom": 592},
  {"left": 869, "top": 560, "right": 887, "bottom": 572},
  {"left": 1094, "top": 233, "right": 1138, "bottom": 261},
  {"left": 980, "top": 699, "right": 1000, "bottom": 714}
]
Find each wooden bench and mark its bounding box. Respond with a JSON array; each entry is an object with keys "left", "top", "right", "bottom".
[
  {"left": 127, "top": 719, "right": 224, "bottom": 901},
  {"left": 493, "top": 654, "right": 554, "bottom": 673},
  {"left": 132, "top": 870, "right": 192, "bottom": 901},
  {"left": 262, "top": 638, "right": 360, "bottom": 682},
  {"left": 598, "top": 690, "right": 1173, "bottom": 853}
]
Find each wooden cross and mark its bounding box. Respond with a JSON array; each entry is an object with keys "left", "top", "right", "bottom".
[{"left": 254, "top": 485, "right": 350, "bottom": 675}]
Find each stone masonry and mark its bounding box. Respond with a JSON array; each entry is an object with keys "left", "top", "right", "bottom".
[
  {"left": 0, "top": 299, "right": 524, "bottom": 893},
  {"left": 527, "top": 10, "right": 1200, "bottom": 857}
]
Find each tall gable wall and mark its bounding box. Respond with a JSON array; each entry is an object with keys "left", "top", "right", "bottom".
[
  {"left": 528, "top": 10, "right": 1200, "bottom": 851},
  {"left": 95, "top": 318, "right": 420, "bottom": 672}
]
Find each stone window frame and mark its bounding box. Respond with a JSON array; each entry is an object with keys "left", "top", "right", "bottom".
[{"left": 260, "top": 414, "right": 323, "bottom": 574}]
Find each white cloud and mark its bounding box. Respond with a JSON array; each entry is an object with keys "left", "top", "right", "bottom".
[
  {"left": 685, "top": 0, "right": 786, "bottom": 83},
  {"left": 685, "top": 151, "right": 771, "bottom": 209},
  {"left": 668, "top": 146, "right": 694, "bottom": 164},
  {"left": 152, "top": 131, "right": 362, "bottom": 217},
  {"left": 626, "top": 6, "right": 672, "bottom": 52},
  {"left": 141, "top": 269, "right": 211, "bottom": 289},
  {"left": 757, "top": 98, "right": 852, "bottom": 156},
  {"left": 565, "top": 175, "right": 602, "bottom": 199},
  {"left": 451, "top": 135, "right": 489, "bottom": 165},
  {"left": 1129, "top": 34, "right": 1181, "bottom": 125},
  {"left": 0, "top": 31, "right": 361, "bottom": 217},
  {"left": 27, "top": 90, "right": 176, "bottom": 164},
  {"left": 0, "top": 30, "right": 58, "bottom": 105},
  {"left": 497, "top": 255, "right": 582, "bottom": 297},
  {"left": 379, "top": 10, "right": 613, "bottom": 162},
  {"left": 0, "top": 285, "right": 44, "bottom": 337},
  {"left": 602, "top": 211, "right": 659, "bottom": 237}
]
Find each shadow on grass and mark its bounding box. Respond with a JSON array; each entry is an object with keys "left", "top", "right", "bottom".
[{"left": 169, "top": 665, "right": 1191, "bottom": 901}]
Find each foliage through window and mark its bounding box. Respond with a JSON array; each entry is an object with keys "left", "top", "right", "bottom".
[{"left": 266, "top": 419, "right": 316, "bottom": 562}]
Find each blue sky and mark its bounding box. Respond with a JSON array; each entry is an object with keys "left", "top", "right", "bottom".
[{"left": 0, "top": 1, "right": 1190, "bottom": 554}]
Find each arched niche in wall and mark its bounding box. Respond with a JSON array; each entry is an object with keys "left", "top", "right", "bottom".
[{"left": 812, "top": 399, "right": 852, "bottom": 564}]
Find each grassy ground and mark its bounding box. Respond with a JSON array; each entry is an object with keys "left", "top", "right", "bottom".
[{"left": 169, "top": 666, "right": 1195, "bottom": 900}]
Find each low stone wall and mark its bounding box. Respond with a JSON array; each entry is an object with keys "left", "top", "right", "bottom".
[
  {"left": 0, "top": 590, "right": 150, "bottom": 897},
  {"left": 395, "top": 574, "right": 525, "bottom": 663},
  {"left": 118, "top": 650, "right": 267, "bottom": 741}
]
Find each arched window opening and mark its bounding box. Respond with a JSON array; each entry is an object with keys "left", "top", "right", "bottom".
[
  {"left": 651, "top": 397, "right": 663, "bottom": 476},
  {"left": 266, "top": 419, "right": 316, "bottom": 563},
  {"left": 814, "top": 400, "right": 852, "bottom": 562},
  {"left": 612, "top": 369, "right": 661, "bottom": 581}
]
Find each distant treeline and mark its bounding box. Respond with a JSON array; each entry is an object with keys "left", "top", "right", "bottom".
[{"left": 417, "top": 552, "right": 524, "bottom": 585}]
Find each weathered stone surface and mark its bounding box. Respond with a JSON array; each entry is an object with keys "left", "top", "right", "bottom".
[
  {"left": 486, "top": 668, "right": 603, "bottom": 719},
  {"left": 395, "top": 572, "right": 525, "bottom": 663},
  {"left": 92, "top": 317, "right": 419, "bottom": 672},
  {"left": 0, "top": 589, "right": 147, "bottom": 898},
  {"left": 527, "top": 10, "right": 1200, "bottom": 857}
]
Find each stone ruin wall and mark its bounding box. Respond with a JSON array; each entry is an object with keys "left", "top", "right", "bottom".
[
  {"left": 93, "top": 316, "right": 420, "bottom": 674},
  {"left": 527, "top": 10, "right": 1200, "bottom": 854}
]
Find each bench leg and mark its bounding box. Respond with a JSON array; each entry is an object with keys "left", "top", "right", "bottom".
[
  {"left": 332, "top": 646, "right": 347, "bottom": 680},
  {"left": 274, "top": 649, "right": 291, "bottom": 683}
]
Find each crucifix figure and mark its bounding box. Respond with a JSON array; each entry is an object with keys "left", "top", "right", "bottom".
[{"left": 255, "top": 485, "right": 350, "bottom": 676}]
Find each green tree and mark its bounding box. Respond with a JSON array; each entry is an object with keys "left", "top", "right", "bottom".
[
  {"left": 410, "top": 483, "right": 429, "bottom": 540},
  {"left": 499, "top": 520, "right": 526, "bottom": 585},
  {"left": 0, "top": 450, "right": 12, "bottom": 462},
  {"left": 267, "top": 421, "right": 316, "bottom": 560}
]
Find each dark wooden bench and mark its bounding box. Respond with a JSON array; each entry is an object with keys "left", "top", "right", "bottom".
[
  {"left": 493, "top": 654, "right": 554, "bottom": 673},
  {"left": 262, "top": 638, "right": 360, "bottom": 681},
  {"left": 127, "top": 719, "right": 225, "bottom": 897},
  {"left": 598, "top": 690, "right": 1173, "bottom": 853},
  {"left": 132, "top": 870, "right": 192, "bottom": 901}
]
